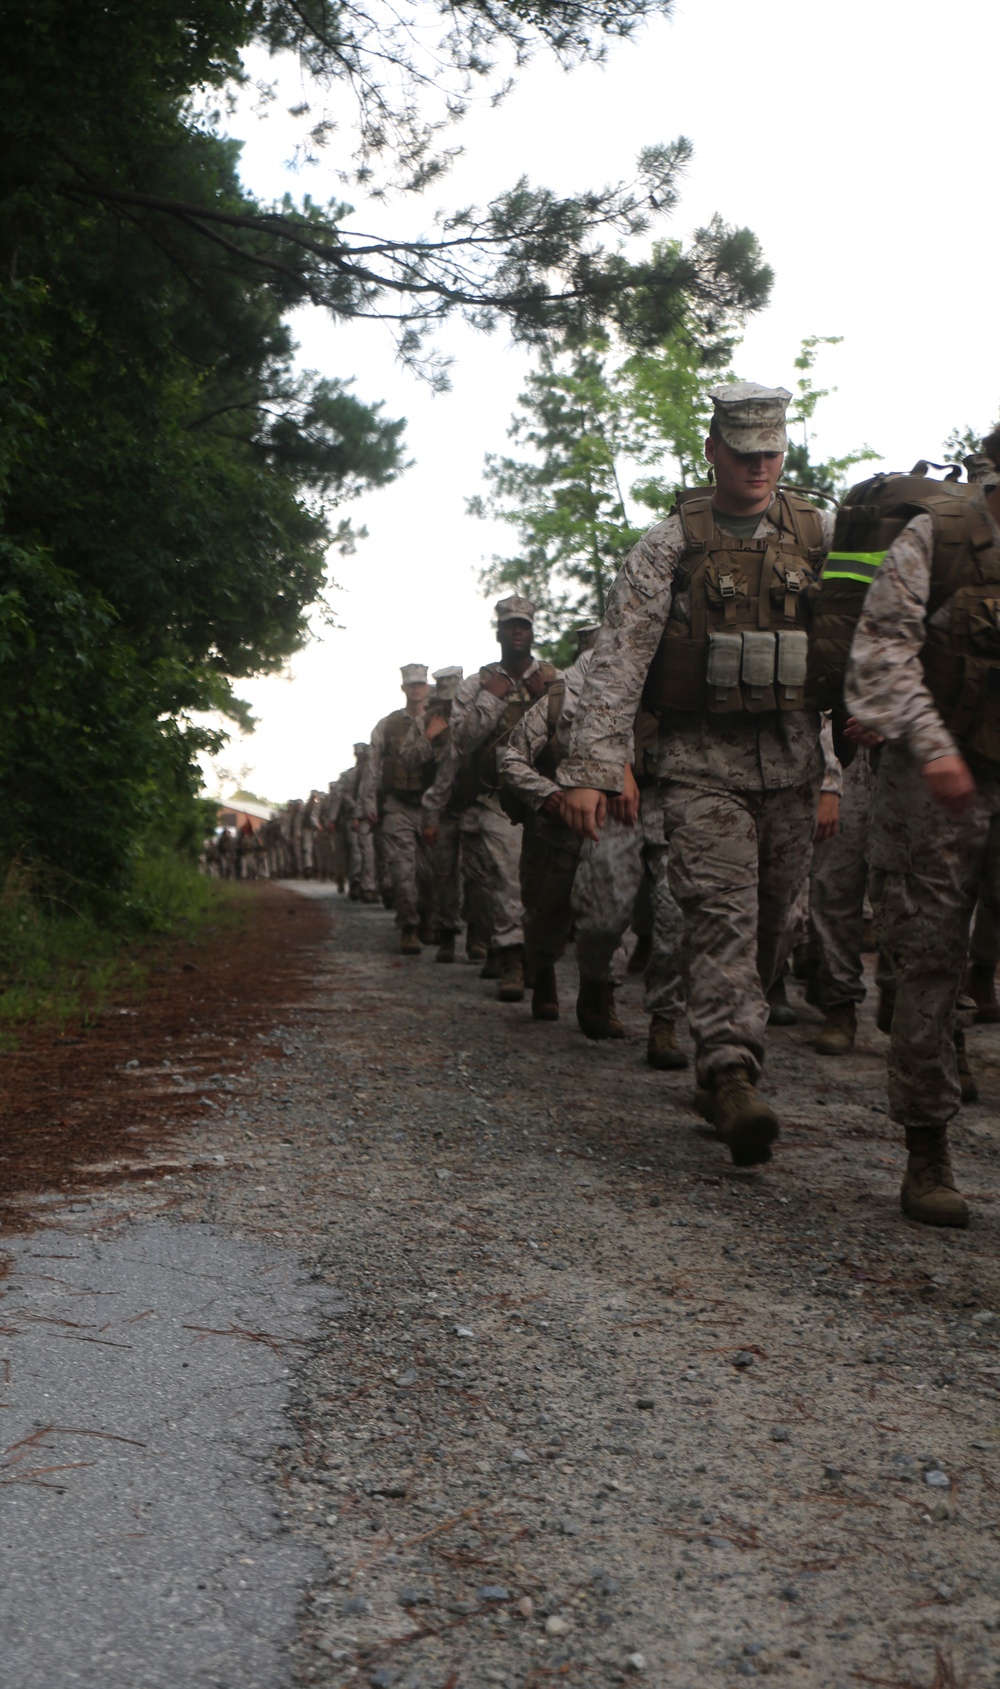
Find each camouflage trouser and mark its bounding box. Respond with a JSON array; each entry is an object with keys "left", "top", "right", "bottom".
[
  {"left": 809, "top": 749, "right": 876, "bottom": 1009},
  {"left": 459, "top": 795, "right": 523, "bottom": 950},
  {"left": 374, "top": 823, "right": 392, "bottom": 894},
  {"left": 520, "top": 811, "right": 582, "bottom": 970},
  {"left": 348, "top": 825, "right": 362, "bottom": 889},
  {"left": 460, "top": 837, "right": 491, "bottom": 946},
  {"left": 868, "top": 744, "right": 1000, "bottom": 1130},
  {"left": 572, "top": 816, "right": 644, "bottom": 983},
  {"left": 427, "top": 812, "right": 462, "bottom": 933},
  {"left": 355, "top": 821, "right": 377, "bottom": 894},
  {"left": 661, "top": 779, "right": 817, "bottom": 1085},
  {"left": 331, "top": 828, "right": 349, "bottom": 889},
  {"left": 381, "top": 796, "right": 433, "bottom": 929},
  {"left": 569, "top": 794, "right": 686, "bottom": 1013},
  {"left": 639, "top": 782, "right": 687, "bottom": 1023}
]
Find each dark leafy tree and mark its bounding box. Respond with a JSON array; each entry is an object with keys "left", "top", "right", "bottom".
[
  {"left": 471, "top": 329, "right": 882, "bottom": 655},
  {"left": 0, "top": 0, "right": 771, "bottom": 896}
]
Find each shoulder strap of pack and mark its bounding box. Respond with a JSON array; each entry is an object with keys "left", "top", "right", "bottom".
[
  {"left": 676, "top": 491, "right": 717, "bottom": 557},
  {"left": 772, "top": 489, "right": 825, "bottom": 562},
  {"left": 546, "top": 679, "right": 566, "bottom": 734},
  {"left": 536, "top": 661, "right": 558, "bottom": 686}
]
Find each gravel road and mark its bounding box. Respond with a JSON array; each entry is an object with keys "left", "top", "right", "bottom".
[{"left": 4, "top": 885, "right": 1000, "bottom": 1688}]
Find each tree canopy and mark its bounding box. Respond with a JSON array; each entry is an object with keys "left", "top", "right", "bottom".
[
  {"left": 0, "top": 0, "right": 772, "bottom": 899},
  {"left": 472, "top": 332, "right": 875, "bottom": 657}
]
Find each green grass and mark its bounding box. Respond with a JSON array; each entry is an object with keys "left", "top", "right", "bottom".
[{"left": 0, "top": 851, "right": 246, "bottom": 1042}]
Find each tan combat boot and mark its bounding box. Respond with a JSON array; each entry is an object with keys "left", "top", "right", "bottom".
[
  {"left": 900, "top": 1128, "right": 969, "bottom": 1228},
  {"left": 576, "top": 978, "right": 624, "bottom": 1039},
  {"left": 497, "top": 945, "right": 525, "bottom": 1002},
  {"left": 696, "top": 1066, "right": 779, "bottom": 1168},
  {"left": 955, "top": 1028, "right": 978, "bottom": 1104},
  {"left": 815, "top": 1001, "right": 857, "bottom": 1056},
  {"left": 479, "top": 947, "right": 501, "bottom": 979},
  {"left": 531, "top": 965, "right": 559, "bottom": 1021},
  {"left": 400, "top": 926, "right": 422, "bottom": 955},
  {"left": 419, "top": 911, "right": 437, "bottom": 947},
  {"left": 965, "top": 962, "right": 1000, "bottom": 1024},
  {"left": 647, "top": 1015, "right": 689, "bottom": 1070},
  {"left": 435, "top": 930, "right": 457, "bottom": 964}
]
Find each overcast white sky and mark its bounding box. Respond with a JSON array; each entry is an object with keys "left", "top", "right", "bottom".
[{"left": 199, "top": 0, "right": 999, "bottom": 803}]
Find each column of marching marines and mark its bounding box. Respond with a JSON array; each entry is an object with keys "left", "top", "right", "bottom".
[{"left": 310, "top": 383, "right": 1000, "bottom": 1235}]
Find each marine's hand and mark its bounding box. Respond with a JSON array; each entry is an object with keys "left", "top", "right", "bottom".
[
  {"left": 421, "top": 826, "right": 439, "bottom": 848},
  {"left": 351, "top": 819, "right": 360, "bottom": 834},
  {"left": 523, "top": 668, "right": 546, "bottom": 700},
  {"left": 922, "top": 754, "right": 977, "bottom": 815},
  {"left": 541, "top": 791, "right": 564, "bottom": 820},
  {"left": 561, "top": 788, "right": 606, "bottom": 842},
  {"left": 424, "top": 714, "right": 449, "bottom": 740},
  {"left": 607, "top": 764, "right": 640, "bottom": 827},
  {"left": 366, "top": 811, "right": 379, "bottom": 825},
  {"left": 482, "top": 672, "right": 512, "bottom": 699},
  {"left": 813, "top": 791, "right": 840, "bottom": 843},
  {"left": 843, "top": 716, "right": 884, "bottom": 748}
]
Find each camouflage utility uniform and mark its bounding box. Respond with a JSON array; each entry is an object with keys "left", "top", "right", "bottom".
[
  {"left": 358, "top": 711, "right": 434, "bottom": 932},
  {"left": 846, "top": 501, "right": 1000, "bottom": 1225},
  {"left": 426, "top": 661, "right": 552, "bottom": 954},
  {"left": 561, "top": 499, "right": 834, "bottom": 1089}
]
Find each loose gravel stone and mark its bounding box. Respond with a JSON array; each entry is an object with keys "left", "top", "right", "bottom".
[{"left": 17, "top": 889, "right": 998, "bottom": 1689}]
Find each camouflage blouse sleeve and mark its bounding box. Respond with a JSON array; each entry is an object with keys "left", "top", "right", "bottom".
[
  {"left": 498, "top": 695, "right": 558, "bottom": 811},
  {"left": 557, "top": 520, "right": 681, "bottom": 791},
  {"left": 449, "top": 669, "right": 509, "bottom": 755},
  {"left": 420, "top": 732, "right": 457, "bottom": 825},
  {"left": 844, "top": 514, "right": 958, "bottom": 765},
  {"left": 819, "top": 714, "right": 843, "bottom": 796},
  {"left": 357, "top": 720, "right": 385, "bottom": 816}
]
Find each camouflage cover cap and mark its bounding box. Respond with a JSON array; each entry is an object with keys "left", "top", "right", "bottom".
[
  {"left": 963, "top": 452, "right": 1000, "bottom": 488},
  {"left": 575, "top": 623, "right": 603, "bottom": 653},
  {"left": 708, "top": 381, "right": 791, "bottom": 453},
  {"left": 400, "top": 663, "right": 429, "bottom": 685},
  {"left": 432, "top": 664, "right": 464, "bottom": 699},
  {"left": 495, "top": 594, "right": 535, "bottom": 628},
  {"left": 353, "top": 741, "right": 368, "bottom": 756}
]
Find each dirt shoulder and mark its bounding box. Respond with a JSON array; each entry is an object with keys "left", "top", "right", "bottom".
[{"left": 3, "top": 886, "right": 1000, "bottom": 1687}]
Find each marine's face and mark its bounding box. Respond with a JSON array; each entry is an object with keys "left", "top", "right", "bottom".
[
  {"left": 706, "top": 435, "right": 784, "bottom": 511},
  {"left": 403, "top": 682, "right": 430, "bottom": 706},
  {"left": 498, "top": 618, "right": 533, "bottom": 658}
]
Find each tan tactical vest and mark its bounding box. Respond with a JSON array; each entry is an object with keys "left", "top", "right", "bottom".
[
  {"left": 453, "top": 663, "right": 558, "bottom": 809},
  {"left": 642, "top": 489, "right": 825, "bottom": 716},
  {"left": 919, "top": 499, "right": 1000, "bottom": 768},
  {"left": 378, "top": 710, "right": 434, "bottom": 798}
]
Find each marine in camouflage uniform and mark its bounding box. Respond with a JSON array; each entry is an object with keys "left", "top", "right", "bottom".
[
  {"left": 358, "top": 664, "right": 437, "bottom": 953},
  {"left": 500, "top": 635, "right": 612, "bottom": 1023},
  {"left": 502, "top": 631, "right": 690, "bottom": 1057},
  {"left": 347, "top": 745, "right": 379, "bottom": 901},
  {"left": 571, "top": 710, "right": 689, "bottom": 1064},
  {"left": 423, "top": 596, "right": 557, "bottom": 1002},
  {"left": 419, "top": 666, "right": 464, "bottom": 961},
  {"left": 560, "top": 383, "right": 834, "bottom": 1167},
  {"left": 845, "top": 431, "right": 1000, "bottom": 1228},
  {"left": 333, "top": 745, "right": 369, "bottom": 899},
  {"left": 805, "top": 746, "right": 885, "bottom": 1051}
]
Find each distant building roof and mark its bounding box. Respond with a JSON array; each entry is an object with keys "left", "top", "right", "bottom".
[{"left": 217, "top": 797, "right": 274, "bottom": 822}]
